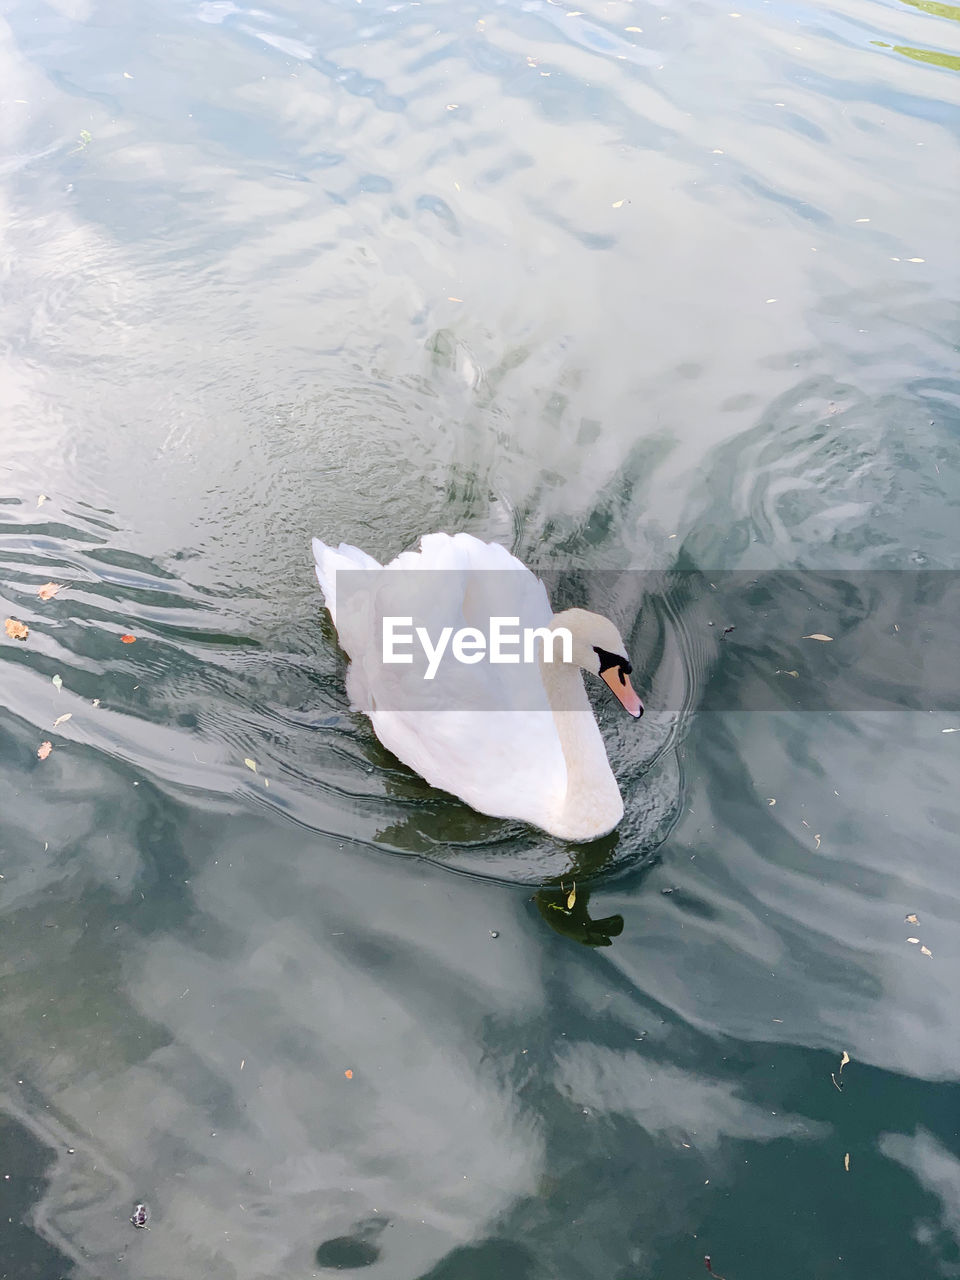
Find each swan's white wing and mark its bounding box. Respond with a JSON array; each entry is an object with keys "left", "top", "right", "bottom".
[
  {"left": 370, "top": 707, "right": 566, "bottom": 830},
  {"left": 311, "top": 537, "right": 382, "bottom": 626},
  {"left": 312, "top": 533, "right": 568, "bottom": 830}
]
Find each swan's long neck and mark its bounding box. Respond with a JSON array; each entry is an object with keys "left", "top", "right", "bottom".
[{"left": 538, "top": 626, "right": 623, "bottom": 840}]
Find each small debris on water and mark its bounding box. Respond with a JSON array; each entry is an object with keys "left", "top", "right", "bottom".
[
  {"left": 803, "top": 633, "right": 833, "bottom": 642},
  {"left": 37, "top": 582, "right": 63, "bottom": 601},
  {"left": 844, "top": 1152, "right": 850, "bottom": 1172},
  {"left": 130, "top": 1203, "right": 149, "bottom": 1228},
  {"left": 489, "top": 930, "right": 499, "bottom": 938},
  {"left": 4, "top": 618, "right": 29, "bottom": 641},
  {"left": 831, "top": 1050, "right": 851, "bottom": 1092},
  {"left": 52, "top": 674, "right": 63, "bottom": 692},
  {"left": 37, "top": 741, "right": 52, "bottom": 760}
]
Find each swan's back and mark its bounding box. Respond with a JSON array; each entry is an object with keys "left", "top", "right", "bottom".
[{"left": 312, "top": 532, "right": 569, "bottom": 829}]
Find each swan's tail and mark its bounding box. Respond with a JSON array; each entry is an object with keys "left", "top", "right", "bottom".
[{"left": 311, "top": 538, "right": 381, "bottom": 624}]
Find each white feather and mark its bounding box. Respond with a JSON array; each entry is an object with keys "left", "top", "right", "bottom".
[{"left": 311, "top": 532, "right": 634, "bottom": 840}]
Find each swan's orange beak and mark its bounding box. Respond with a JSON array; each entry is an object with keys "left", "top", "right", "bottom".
[{"left": 601, "top": 668, "right": 644, "bottom": 718}]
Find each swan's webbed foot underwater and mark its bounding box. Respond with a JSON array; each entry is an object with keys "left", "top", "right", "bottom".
[{"left": 534, "top": 886, "right": 624, "bottom": 947}]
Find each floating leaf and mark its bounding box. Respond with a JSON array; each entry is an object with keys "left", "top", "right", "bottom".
[
  {"left": 53, "top": 713, "right": 72, "bottom": 728},
  {"left": 611, "top": 199, "right": 625, "bottom": 208},
  {"left": 567, "top": 884, "right": 577, "bottom": 910},
  {"left": 844, "top": 1152, "right": 850, "bottom": 1172},
  {"left": 344, "top": 1069, "right": 353, "bottom": 1079},
  {"left": 767, "top": 798, "right": 776, "bottom": 806},
  {"left": 839, "top": 1051, "right": 850, "bottom": 1071},
  {"left": 776, "top": 669, "right": 799, "bottom": 678},
  {"left": 905, "top": 914, "right": 918, "bottom": 924},
  {"left": 244, "top": 758, "right": 258, "bottom": 772},
  {"left": 921, "top": 945, "right": 932, "bottom": 957},
  {"left": 52, "top": 674, "right": 63, "bottom": 691},
  {"left": 37, "top": 741, "right": 52, "bottom": 760},
  {"left": 36, "top": 582, "right": 63, "bottom": 601},
  {"left": 803, "top": 634, "right": 833, "bottom": 642},
  {"left": 120, "top": 633, "right": 136, "bottom": 644},
  {"left": 4, "top": 618, "right": 29, "bottom": 641},
  {"left": 907, "top": 937, "right": 920, "bottom": 944}
]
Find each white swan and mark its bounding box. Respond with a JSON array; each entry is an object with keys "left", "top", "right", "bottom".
[{"left": 312, "top": 532, "right": 642, "bottom": 842}]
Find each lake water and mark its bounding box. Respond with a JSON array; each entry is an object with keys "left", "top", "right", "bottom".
[{"left": 2, "top": 0, "right": 959, "bottom": 1275}]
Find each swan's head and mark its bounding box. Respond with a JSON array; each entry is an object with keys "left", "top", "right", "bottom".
[{"left": 551, "top": 608, "right": 644, "bottom": 719}]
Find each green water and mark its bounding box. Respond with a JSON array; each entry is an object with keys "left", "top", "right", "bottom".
[{"left": 1, "top": 0, "right": 959, "bottom": 1275}]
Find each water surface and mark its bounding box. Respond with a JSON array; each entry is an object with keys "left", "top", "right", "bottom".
[{"left": 1, "top": 0, "right": 959, "bottom": 1275}]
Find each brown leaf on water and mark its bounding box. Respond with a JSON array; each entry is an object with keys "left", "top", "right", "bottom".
[
  {"left": 37, "top": 741, "right": 52, "bottom": 760},
  {"left": 905, "top": 914, "right": 918, "bottom": 924},
  {"left": 844, "top": 1152, "right": 850, "bottom": 1172},
  {"left": 803, "top": 633, "right": 833, "bottom": 642},
  {"left": 5, "top": 618, "right": 29, "bottom": 641},
  {"left": 120, "top": 633, "right": 136, "bottom": 644},
  {"left": 36, "top": 582, "right": 63, "bottom": 601}
]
